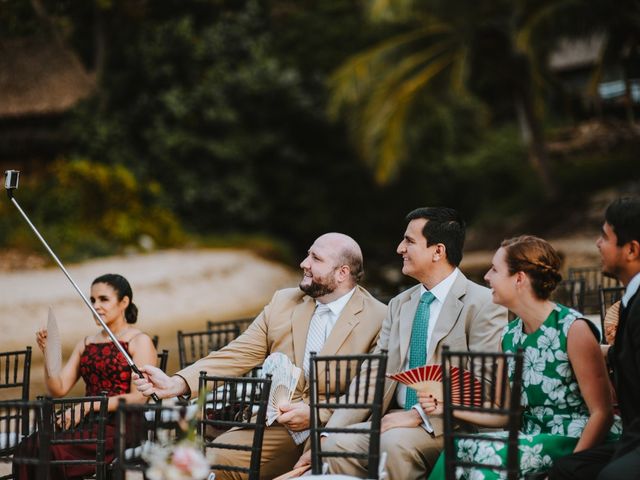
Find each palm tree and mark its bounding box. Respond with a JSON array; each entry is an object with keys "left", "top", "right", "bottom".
[{"left": 328, "top": 0, "right": 560, "bottom": 197}]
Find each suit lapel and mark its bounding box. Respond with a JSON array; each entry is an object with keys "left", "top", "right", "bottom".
[
  {"left": 399, "top": 288, "right": 422, "bottom": 367},
  {"left": 292, "top": 296, "right": 316, "bottom": 371},
  {"left": 319, "top": 287, "right": 364, "bottom": 356},
  {"left": 427, "top": 273, "right": 466, "bottom": 362}
]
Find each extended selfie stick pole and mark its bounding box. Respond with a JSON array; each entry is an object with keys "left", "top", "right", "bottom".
[{"left": 4, "top": 170, "right": 159, "bottom": 402}]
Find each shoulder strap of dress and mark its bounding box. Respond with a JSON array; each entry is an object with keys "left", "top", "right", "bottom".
[{"left": 126, "top": 331, "right": 148, "bottom": 343}]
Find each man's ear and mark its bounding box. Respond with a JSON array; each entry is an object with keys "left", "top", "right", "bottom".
[
  {"left": 336, "top": 264, "right": 351, "bottom": 282},
  {"left": 627, "top": 240, "right": 640, "bottom": 261},
  {"left": 433, "top": 243, "right": 446, "bottom": 262}
]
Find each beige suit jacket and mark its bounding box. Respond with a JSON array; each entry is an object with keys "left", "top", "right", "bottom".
[
  {"left": 326, "top": 271, "right": 508, "bottom": 435},
  {"left": 178, "top": 285, "right": 386, "bottom": 420}
]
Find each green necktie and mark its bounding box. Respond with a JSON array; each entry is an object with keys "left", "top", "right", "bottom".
[{"left": 405, "top": 290, "right": 436, "bottom": 409}]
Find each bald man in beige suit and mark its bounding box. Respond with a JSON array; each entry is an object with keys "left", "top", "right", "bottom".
[
  {"left": 134, "top": 233, "right": 386, "bottom": 479},
  {"left": 294, "top": 208, "right": 508, "bottom": 479}
]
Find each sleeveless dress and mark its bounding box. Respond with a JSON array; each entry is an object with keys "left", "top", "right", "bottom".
[
  {"left": 428, "top": 304, "right": 621, "bottom": 479},
  {"left": 15, "top": 341, "right": 132, "bottom": 479}
]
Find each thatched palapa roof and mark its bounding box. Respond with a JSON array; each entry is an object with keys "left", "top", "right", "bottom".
[{"left": 0, "top": 36, "right": 95, "bottom": 118}]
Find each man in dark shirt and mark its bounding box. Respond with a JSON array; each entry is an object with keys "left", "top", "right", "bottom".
[{"left": 551, "top": 196, "right": 640, "bottom": 479}]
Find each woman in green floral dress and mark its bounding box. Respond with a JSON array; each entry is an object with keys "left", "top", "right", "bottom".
[{"left": 426, "top": 235, "right": 620, "bottom": 479}]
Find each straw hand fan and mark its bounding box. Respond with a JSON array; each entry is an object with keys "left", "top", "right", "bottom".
[
  {"left": 387, "top": 364, "right": 483, "bottom": 406},
  {"left": 45, "top": 307, "right": 63, "bottom": 377},
  {"left": 261, "top": 352, "right": 301, "bottom": 426}
]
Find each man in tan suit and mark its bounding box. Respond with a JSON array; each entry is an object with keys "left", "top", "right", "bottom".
[
  {"left": 294, "top": 207, "right": 508, "bottom": 479},
  {"left": 133, "top": 232, "right": 386, "bottom": 479}
]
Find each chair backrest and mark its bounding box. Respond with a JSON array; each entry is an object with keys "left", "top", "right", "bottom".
[
  {"left": 113, "top": 399, "right": 195, "bottom": 480},
  {"left": 177, "top": 327, "right": 240, "bottom": 369},
  {"left": 0, "top": 398, "right": 51, "bottom": 480},
  {"left": 207, "top": 317, "right": 254, "bottom": 336},
  {"left": 309, "top": 351, "right": 388, "bottom": 479},
  {"left": 441, "top": 346, "right": 524, "bottom": 480},
  {"left": 0, "top": 347, "right": 32, "bottom": 402},
  {"left": 551, "top": 279, "right": 585, "bottom": 313},
  {"left": 151, "top": 335, "right": 159, "bottom": 349},
  {"left": 46, "top": 394, "right": 109, "bottom": 480},
  {"left": 157, "top": 349, "right": 169, "bottom": 373},
  {"left": 198, "top": 373, "right": 271, "bottom": 480},
  {"left": 568, "top": 266, "right": 620, "bottom": 314}
]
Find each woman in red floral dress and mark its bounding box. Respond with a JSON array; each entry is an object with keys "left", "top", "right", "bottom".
[{"left": 22, "top": 273, "right": 157, "bottom": 479}]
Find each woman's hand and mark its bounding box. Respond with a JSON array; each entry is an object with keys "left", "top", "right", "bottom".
[
  {"left": 418, "top": 392, "right": 442, "bottom": 415},
  {"left": 55, "top": 404, "right": 84, "bottom": 430},
  {"left": 36, "top": 328, "right": 48, "bottom": 353}
]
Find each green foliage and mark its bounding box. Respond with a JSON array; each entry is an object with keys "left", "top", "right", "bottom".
[
  {"left": 0, "top": 160, "right": 184, "bottom": 261},
  {"left": 1, "top": 0, "right": 637, "bottom": 273},
  {"left": 67, "top": 1, "right": 327, "bottom": 237}
]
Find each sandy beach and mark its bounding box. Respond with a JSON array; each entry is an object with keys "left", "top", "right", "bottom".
[{"left": 0, "top": 248, "right": 298, "bottom": 398}]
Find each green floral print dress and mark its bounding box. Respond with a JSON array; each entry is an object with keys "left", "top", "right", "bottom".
[{"left": 428, "top": 304, "right": 621, "bottom": 479}]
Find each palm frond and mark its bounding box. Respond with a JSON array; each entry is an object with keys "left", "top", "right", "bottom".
[
  {"left": 361, "top": 38, "right": 458, "bottom": 128},
  {"left": 515, "top": 0, "right": 580, "bottom": 53},
  {"left": 367, "top": 0, "right": 417, "bottom": 23},
  {"left": 362, "top": 53, "right": 458, "bottom": 181},
  {"left": 328, "top": 22, "right": 451, "bottom": 117}
]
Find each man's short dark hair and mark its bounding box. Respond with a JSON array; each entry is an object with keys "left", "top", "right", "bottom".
[
  {"left": 605, "top": 197, "right": 640, "bottom": 246},
  {"left": 405, "top": 207, "right": 466, "bottom": 267}
]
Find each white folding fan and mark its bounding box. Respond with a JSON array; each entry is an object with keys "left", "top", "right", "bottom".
[
  {"left": 261, "top": 352, "right": 301, "bottom": 426},
  {"left": 387, "top": 364, "right": 483, "bottom": 406},
  {"left": 45, "top": 307, "right": 63, "bottom": 377}
]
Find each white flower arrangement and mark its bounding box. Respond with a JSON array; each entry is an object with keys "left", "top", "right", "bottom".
[{"left": 142, "top": 441, "right": 210, "bottom": 480}]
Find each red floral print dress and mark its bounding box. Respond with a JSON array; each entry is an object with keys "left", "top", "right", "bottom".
[{"left": 79, "top": 341, "right": 132, "bottom": 396}]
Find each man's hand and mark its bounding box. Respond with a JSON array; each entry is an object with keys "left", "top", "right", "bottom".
[
  {"left": 418, "top": 392, "right": 442, "bottom": 415},
  {"left": 380, "top": 409, "right": 422, "bottom": 433},
  {"left": 294, "top": 448, "right": 312, "bottom": 469},
  {"left": 132, "top": 365, "right": 188, "bottom": 399},
  {"left": 277, "top": 402, "right": 310, "bottom": 431}
]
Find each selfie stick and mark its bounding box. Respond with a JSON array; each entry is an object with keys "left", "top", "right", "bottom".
[{"left": 4, "top": 170, "right": 159, "bottom": 402}]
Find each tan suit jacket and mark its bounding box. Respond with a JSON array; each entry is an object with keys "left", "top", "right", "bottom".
[
  {"left": 326, "top": 271, "right": 508, "bottom": 436},
  {"left": 178, "top": 285, "right": 387, "bottom": 416}
]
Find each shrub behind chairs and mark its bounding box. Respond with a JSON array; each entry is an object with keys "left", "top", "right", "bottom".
[
  {"left": 441, "top": 346, "right": 524, "bottom": 480},
  {"left": 309, "top": 351, "right": 388, "bottom": 479},
  {"left": 198, "top": 372, "right": 271, "bottom": 480}
]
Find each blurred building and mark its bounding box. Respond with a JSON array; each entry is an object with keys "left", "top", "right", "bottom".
[{"left": 0, "top": 36, "right": 95, "bottom": 167}]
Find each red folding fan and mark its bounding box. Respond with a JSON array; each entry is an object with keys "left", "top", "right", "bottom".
[{"left": 387, "top": 364, "right": 483, "bottom": 406}]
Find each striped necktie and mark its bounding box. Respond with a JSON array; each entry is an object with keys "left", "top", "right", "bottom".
[
  {"left": 303, "top": 303, "right": 332, "bottom": 378},
  {"left": 291, "top": 303, "right": 332, "bottom": 446},
  {"left": 405, "top": 291, "right": 436, "bottom": 409}
]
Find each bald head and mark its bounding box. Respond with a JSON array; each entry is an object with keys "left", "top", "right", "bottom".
[{"left": 315, "top": 232, "right": 364, "bottom": 285}]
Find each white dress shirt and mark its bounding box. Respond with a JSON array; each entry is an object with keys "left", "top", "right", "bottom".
[{"left": 396, "top": 268, "right": 460, "bottom": 409}]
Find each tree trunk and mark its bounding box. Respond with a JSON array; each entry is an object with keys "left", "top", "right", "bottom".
[{"left": 514, "top": 93, "right": 558, "bottom": 200}]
